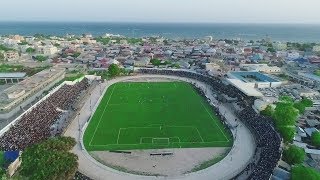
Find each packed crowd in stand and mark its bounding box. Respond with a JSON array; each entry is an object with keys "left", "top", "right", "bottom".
[
  {"left": 236, "top": 108, "right": 281, "bottom": 180},
  {"left": 0, "top": 78, "right": 89, "bottom": 151},
  {"left": 139, "top": 68, "right": 281, "bottom": 180}
]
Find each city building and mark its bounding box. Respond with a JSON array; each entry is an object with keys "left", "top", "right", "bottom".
[
  {"left": 227, "top": 71, "right": 282, "bottom": 88},
  {"left": 287, "top": 52, "right": 300, "bottom": 60},
  {"left": 313, "top": 45, "right": 320, "bottom": 52},
  {"left": 4, "top": 51, "right": 19, "bottom": 61},
  {"left": 0, "top": 68, "right": 65, "bottom": 120},
  {"left": 0, "top": 73, "right": 26, "bottom": 84},
  {"left": 239, "top": 64, "right": 281, "bottom": 74}
]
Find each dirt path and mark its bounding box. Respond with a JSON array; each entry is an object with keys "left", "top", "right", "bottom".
[{"left": 91, "top": 147, "right": 229, "bottom": 176}]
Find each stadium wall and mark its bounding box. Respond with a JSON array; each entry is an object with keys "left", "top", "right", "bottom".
[{"left": 256, "top": 82, "right": 271, "bottom": 88}]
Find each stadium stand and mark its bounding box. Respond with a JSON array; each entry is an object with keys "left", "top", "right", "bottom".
[{"left": 0, "top": 78, "right": 89, "bottom": 151}]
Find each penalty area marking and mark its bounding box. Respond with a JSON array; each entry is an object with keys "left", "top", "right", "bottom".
[{"left": 99, "top": 126, "right": 210, "bottom": 146}]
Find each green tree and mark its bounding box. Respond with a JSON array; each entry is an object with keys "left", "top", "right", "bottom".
[
  {"left": 150, "top": 59, "right": 162, "bottom": 66},
  {"left": 108, "top": 64, "right": 120, "bottom": 77},
  {"left": 0, "top": 53, "right": 4, "bottom": 60},
  {"left": 291, "top": 165, "right": 320, "bottom": 180},
  {"left": 26, "top": 47, "right": 36, "bottom": 54},
  {"left": 95, "top": 37, "right": 111, "bottom": 45},
  {"left": 18, "top": 41, "right": 28, "bottom": 45},
  {"left": 273, "top": 101, "right": 299, "bottom": 127},
  {"left": 260, "top": 105, "right": 274, "bottom": 117},
  {"left": 34, "top": 55, "right": 48, "bottom": 62},
  {"left": 293, "top": 98, "right": 313, "bottom": 114},
  {"left": 0, "top": 45, "right": 14, "bottom": 52},
  {"left": 311, "top": 131, "right": 320, "bottom": 147},
  {"left": 301, "top": 98, "right": 313, "bottom": 107},
  {"left": 267, "top": 47, "right": 276, "bottom": 53},
  {"left": 20, "top": 136, "right": 78, "bottom": 180},
  {"left": 127, "top": 38, "right": 143, "bottom": 44},
  {"left": 283, "top": 145, "right": 305, "bottom": 165},
  {"left": 279, "top": 96, "right": 294, "bottom": 103},
  {"left": 293, "top": 102, "right": 306, "bottom": 114},
  {"left": 278, "top": 126, "right": 296, "bottom": 142},
  {"left": 72, "top": 52, "right": 81, "bottom": 58}
]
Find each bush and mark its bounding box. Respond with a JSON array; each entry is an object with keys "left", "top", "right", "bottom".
[{"left": 283, "top": 145, "right": 305, "bottom": 165}]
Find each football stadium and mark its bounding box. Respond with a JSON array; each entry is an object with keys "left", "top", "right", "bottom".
[
  {"left": 0, "top": 68, "right": 282, "bottom": 180},
  {"left": 83, "top": 82, "right": 232, "bottom": 151},
  {"left": 72, "top": 69, "right": 281, "bottom": 179}
]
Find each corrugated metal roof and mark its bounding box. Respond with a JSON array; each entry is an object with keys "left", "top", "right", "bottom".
[
  {"left": 0, "top": 72, "right": 26, "bottom": 78},
  {"left": 227, "top": 78, "right": 263, "bottom": 97}
]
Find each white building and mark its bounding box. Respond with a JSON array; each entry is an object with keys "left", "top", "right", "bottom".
[
  {"left": 273, "top": 42, "right": 287, "bottom": 51},
  {"left": 276, "top": 51, "right": 287, "bottom": 58},
  {"left": 240, "top": 64, "right": 281, "bottom": 74},
  {"left": 80, "top": 38, "right": 96, "bottom": 44},
  {"left": 313, "top": 45, "right": 320, "bottom": 52},
  {"left": 287, "top": 52, "right": 300, "bottom": 60},
  {"left": 25, "top": 36, "right": 35, "bottom": 43},
  {"left": 3, "top": 38, "right": 20, "bottom": 46},
  {"left": 37, "top": 45, "right": 58, "bottom": 56},
  {"left": 44, "top": 46, "right": 58, "bottom": 55}
]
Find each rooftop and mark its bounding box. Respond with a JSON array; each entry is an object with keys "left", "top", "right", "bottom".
[
  {"left": 229, "top": 71, "right": 279, "bottom": 83},
  {"left": 0, "top": 68, "right": 65, "bottom": 111},
  {"left": 0, "top": 72, "right": 26, "bottom": 79},
  {"left": 227, "top": 78, "right": 263, "bottom": 97}
]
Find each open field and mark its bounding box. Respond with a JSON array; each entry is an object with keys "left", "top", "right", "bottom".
[{"left": 83, "top": 82, "right": 233, "bottom": 151}]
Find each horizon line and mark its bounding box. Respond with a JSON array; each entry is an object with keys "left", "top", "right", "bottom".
[{"left": 0, "top": 20, "right": 320, "bottom": 25}]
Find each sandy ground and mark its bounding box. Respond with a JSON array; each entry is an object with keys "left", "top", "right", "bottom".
[{"left": 91, "top": 147, "right": 229, "bottom": 176}]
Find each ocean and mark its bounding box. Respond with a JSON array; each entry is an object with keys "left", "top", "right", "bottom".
[{"left": 0, "top": 22, "right": 320, "bottom": 43}]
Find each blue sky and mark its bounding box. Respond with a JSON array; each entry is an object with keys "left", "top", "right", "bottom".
[{"left": 1, "top": 0, "right": 320, "bottom": 23}]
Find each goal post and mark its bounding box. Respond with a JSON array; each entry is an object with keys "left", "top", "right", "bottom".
[{"left": 152, "top": 138, "right": 169, "bottom": 145}]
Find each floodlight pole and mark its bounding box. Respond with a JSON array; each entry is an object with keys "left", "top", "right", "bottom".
[
  {"left": 78, "top": 112, "right": 81, "bottom": 131},
  {"left": 90, "top": 93, "right": 92, "bottom": 111}
]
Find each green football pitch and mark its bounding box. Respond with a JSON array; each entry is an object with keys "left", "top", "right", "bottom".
[{"left": 83, "top": 82, "right": 233, "bottom": 151}]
